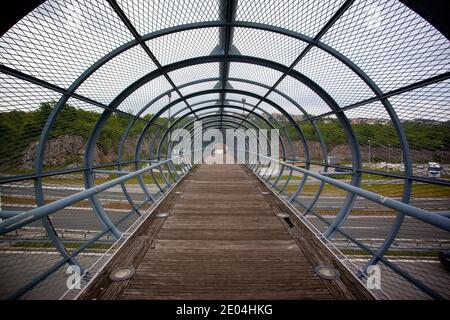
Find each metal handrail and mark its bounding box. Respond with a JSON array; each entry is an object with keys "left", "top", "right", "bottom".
[
  {"left": 0, "top": 156, "right": 182, "bottom": 235},
  {"left": 253, "top": 153, "right": 450, "bottom": 231},
  {"left": 249, "top": 153, "right": 449, "bottom": 299}
]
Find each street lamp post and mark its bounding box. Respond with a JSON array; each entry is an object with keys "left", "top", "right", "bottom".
[
  {"left": 167, "top": 92, "right": 172, "bottom": 158},
  {"left": 368, "top": 139, "right": 371, "bottom": 183},
  {"left": 388, "top": 143, "right": 392, "bottom": 171},
  {"left": 168, "top": 92, "right": 172, "bottom": 128}
]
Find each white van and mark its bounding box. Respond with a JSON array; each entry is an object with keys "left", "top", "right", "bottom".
[{"left": 427, "top": 162, "right": 441, "bottom": 178}]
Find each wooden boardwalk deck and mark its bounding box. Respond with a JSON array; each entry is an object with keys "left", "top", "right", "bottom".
[{"left": 80, "top": 165, "right": 373, "bottom": 300}]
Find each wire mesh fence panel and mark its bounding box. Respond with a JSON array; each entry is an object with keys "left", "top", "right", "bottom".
[
  {"left": 266, "top": 91, "right": 305, "bottom": 121},
  {"left": 92, "top": 112, "right": 133, "bottom": 166},
  {"left": 93, "top": 173, "right": 137, "bottom": 230},
  {"left": 185, "top": 93, "right": 221, "bottom": 108},
  {"left": 358, "top": 174, "right": 402, "bottom": 212},
  {"left": 303, "top": 211, "right": 333, "bottom": 235},
  {"left": 179, "top": 80, "right": 220, "bottom": 98},
  {"left": 40, "top": 98, "right": 105, "bottom": 172},
  {"left": 320, "top": 0, "right": 450, "bottom": 93},
  {"left": 45, "top": 199, "right": 103, "bottom": 233},
  {"left": 139, "top": 87, "right": 182, "bottom": 119},
  {"left": 228, "top": 62, "right": 283, "bottom": 88},
  {"left": 388, "top": 79, "right": 450, "bottom": 173},
  {"left": 276, "top": 75, "right": 333, "bottom": 117},
  {"left": 314, "top": 118, "right": 352, "bottom": 167},
  {"left": 118, "top": 163, "right": 155, "bottom": 206},
  {"left": 397, "top": 182, "right": 450, "bottom": 246},
  {"left": 147, "top": 27, "right": 221, "bottom": 66},
  {"left": 0, "top": 74, "right": 63, "bottom": 178},
  {"left": 0, "top": 0, "right": 133, "bottom": 89},
  {"left": 0, "top": 179, "right": 38, "bottom": 225},
  {"left": 75, "top": 45, "right": 158, "bottom": 105},
  {"left": 232, "top": 27, "right": 308, "bottom": 67},
  {"left": 19, "top": 252, "right": 102, "bottom": 300},
  {"left": 278, "top": 127, "right": 295, "bottom": 157},
  {"left": 147, "top": 128, "right": 164, "bottom": 160},
  {"left": 290, "top": 176, "right": 319, "bottom": 208},
  {"left": 305, "top": 182, "right": 346, "bottom": 219},
  {"left": 0, "top": 0, "right": 448, "bottom": 301},
  {"left": 117, "top": 118, "right": 148, "bottom": 162},
  {"left": 345, "top": 101, "right": 403, "bottom": 173},
  {"left": 294, "top": 47, "right": 375, "bottom": 107},
  {"left": 255, "top": 101, "right": 287, "bottom": 129},
  {"left": 41, "top": 171, "right": 86, "bottom": 190},
  {"left": 0, "top": 203, "right": 118, "bottom": 300},
  {"left": 116, "top": 76, "right": 174, "bottom": 116},
  {"left": 334, "top": 208, "right": 396, "bottom": 252},
  {"left": 395, "top": 216, "right": 449, "bottom": 249},
  {"left": 409, "top": 181, "right": 450, "bottom": 212},
  {"left": 118, "top": 0, "right": 223, "bottom": 36},
  {"left": 236, "top": 0, "right": 346, "bottom": 38},
  {"left": 227, "top": 81, "right": 269, "bottom": 101},
  {"left": 168, "top": 63, "right": 221, "bottom": 89},
  {"left": 384, "top": 226, "right": 450, "bottom": 299},
  {"left": 349, "top": 258, "right": 433, "bottom": 300},
  {"left": 0, "top": 249, "right": 65, "bottom": 300},
  {"left": 224, "top": 92, "right": 258, "bottom": 110}
]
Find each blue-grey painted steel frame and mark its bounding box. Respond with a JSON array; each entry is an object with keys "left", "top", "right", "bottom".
[{"left": 0, "top": 0, "right": 448, "bottom": 300}]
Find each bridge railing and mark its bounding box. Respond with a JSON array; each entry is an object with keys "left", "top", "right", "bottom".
[
  {"left": 0, "top": 156, "right": 191, "bottom": 300},
  {"left": 248, "top": 154, "right": 450, "bottom": 300}
]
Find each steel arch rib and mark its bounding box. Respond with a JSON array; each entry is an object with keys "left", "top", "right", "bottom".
[
  {"left": 118, "top": 56, "right": 361, "bottom": 236},
  {"left": 27, "top": 18, "right": 417, "bottom": 273},
  {"left": 156, "top": 110, "right": 279, "bottom": 159},
  {"left": 169, "top": 119, "right": 273, "bottom": 168},
  {"left": 72, "top": 54, "right": 361, "bottom": 248},
  {"left": 1, "top": 0, "right": 447, "bottom": 301},
  {"left": 152, "top": 103, "right": 297, "bottom": 188}
]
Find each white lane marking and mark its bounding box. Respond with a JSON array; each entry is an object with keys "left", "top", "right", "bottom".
[
  {"left": 2, "top": 203, "right": 130, "bottom": 213},
  {"left": 350, "top": 258, "right": 441, "bottom": 264},
  {"left": 0, "top": 251, "right": 106, "bottom": 256},
  {"left": 2, "top": 184, "right": 85, "bottom": 191},
  {"left": 342, "top": 226, "right": 377, "bottom": 230}
]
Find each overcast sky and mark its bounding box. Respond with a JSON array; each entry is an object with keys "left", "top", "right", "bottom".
[{"left": 0, "top": 0, "right": 449, "bottom": 122}]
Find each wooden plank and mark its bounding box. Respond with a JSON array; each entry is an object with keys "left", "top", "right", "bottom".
[
  {"left": 80, "top": 164, "right": 373, "bottom": 300},
  {"left": 245, "top": 166, "right": 374, "bottom": 300}
]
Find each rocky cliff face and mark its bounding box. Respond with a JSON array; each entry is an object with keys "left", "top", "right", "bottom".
[
  {"left": 20, "top": 135, "right": 152, "bottom": 169},
  {"left": 283, "top": 141, "right": 325, "bottom": 161},
  {"left": 19, "top": 135, "right": 448, "bottom": 170},
  {"left": 21, "top": 135, "right": 85, "bottom": 169},
  {"left": 283, "top": 141, "right": 449, "bottom": 164}
]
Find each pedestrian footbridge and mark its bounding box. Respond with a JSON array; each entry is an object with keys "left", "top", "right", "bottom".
[{"left": 0, "top": 0, "right": 449, "bottom": 300}]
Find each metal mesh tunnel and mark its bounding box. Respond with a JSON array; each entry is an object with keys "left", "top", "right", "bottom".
[{"left": 0, "top": 0, "right": 449, "bottom": 300}]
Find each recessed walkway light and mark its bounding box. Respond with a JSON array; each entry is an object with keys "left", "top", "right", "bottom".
[
  {"left": 276, "top": 212, "right": 290, "bottom": 218},
  {"left": 109, "top": 266, "right": 135, "bottom": 282},
  {"left": 156, "top": 212, "right": 170, "bottom": 218},
  {"left": 314, "top": 265, "right": 341, "bottom": 280}
]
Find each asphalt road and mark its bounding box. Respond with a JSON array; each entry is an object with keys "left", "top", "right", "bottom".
[
  {"left": 0, "top": 182, "right": 448, "bottom": 300},
  {"left": 0, "top": 250, "right": 447, "bottom": 300},
  {"left": 0, "top": 251, "right": 103, "bottom": 300},
  {"left": 1, "top": 185, "right": 449, "bottom": 242}
]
